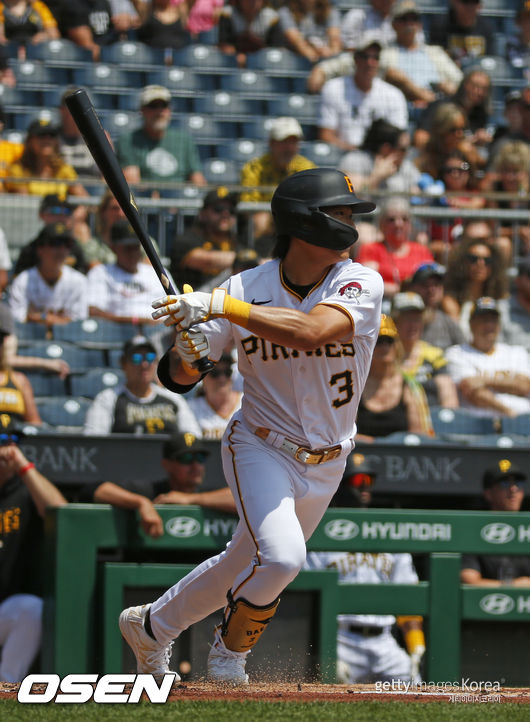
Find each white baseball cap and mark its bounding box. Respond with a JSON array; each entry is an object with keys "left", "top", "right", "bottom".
[
  {"left": 139, "top": 85, "right": 171, "bottom": 107},
  {"left": 269, "top": 117, "right": 303, "bottom": 142}
]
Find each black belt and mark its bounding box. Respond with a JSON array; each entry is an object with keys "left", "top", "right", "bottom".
[{"left": 347, "top": 624, "right": 385, "bottom": 637}]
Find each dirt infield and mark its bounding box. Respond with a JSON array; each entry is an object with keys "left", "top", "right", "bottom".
[{"left": 2, "top": 681, "right": 530, "bottom": 704}]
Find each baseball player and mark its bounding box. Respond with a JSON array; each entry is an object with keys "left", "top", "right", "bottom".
[
  {"left": 119, "top": 168, "right": 383, "bottom": 685},
  {"left": 305, "top": 454, "right": 426, "bottom": 684}
]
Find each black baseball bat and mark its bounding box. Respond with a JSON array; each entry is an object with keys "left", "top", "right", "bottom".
[{"left": 64, "top": 88, "right": 213, "bottom": 373}]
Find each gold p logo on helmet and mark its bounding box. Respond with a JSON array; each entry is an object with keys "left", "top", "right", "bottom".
[
  {"left": 499, "top": 459, "right": 512, "bottom": 473},
  {"left": 344, "top": 175, "right": 354, "bottom": 193},
  {"left": 184, "top": 433, "right": 196, "bottom": 447}
]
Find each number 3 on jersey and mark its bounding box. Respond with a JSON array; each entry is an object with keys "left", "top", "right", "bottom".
[{"left": 330, "top": 370, "right": 354, "bottom": 408}]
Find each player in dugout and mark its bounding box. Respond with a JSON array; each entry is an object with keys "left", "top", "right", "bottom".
[{"left": 119, "top": 167, "right": 383, "bottom": 685}]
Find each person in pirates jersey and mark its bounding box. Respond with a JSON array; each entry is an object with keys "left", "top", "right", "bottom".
[
  {"left": 83, "top": 335, "right": 200, "bottom": 436},
  {"left": 305, "top": 453, "right": 425, "bottom": 684},
  {"left": 0, "top": 305, "right": 40, "bottom": 425},
  {"left": 187, "top": 352, "right": 242, "bottom": 440},
  {"left": 119, "top": 168, "right": 383, "bottom": 685}
]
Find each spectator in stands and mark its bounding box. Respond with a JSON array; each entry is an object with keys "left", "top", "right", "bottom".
[
  {"left": 88, "top": 189, "right": 124, "bottom": 267},
  {"left": 4, "top": 118, "right": 89, "bottom": 200},
  {"left": 355, "top": 314, "right": 433, "bottom": 443},
  {"left": 83, "top": 335, "right": 201, "bottom": 436},
  {"left": 318, "top": 34, "right": 408, "bottom": 151},
  {"left": 428, "top": 0, "right": 494, "bottom": 66},
  {"left": 136, "top": 0, "right": 192, "bottom": 50},
  {"left": 90, "top": 431, "right": 235, "bottom": 538},
  {"left": 356, "top": 196, "right": 433, "bottom": 299},
  {"left": 8, "top": 222, "right": 89, "bottom": 327},
  {"left": 180, "top": 0, "right": 224, "bottom": 37},
  {"left": 456, "top": 219, "right": 511, "bottom": 267},
  {"left": 13, "top": 194, "right": 89, "bottom": 277},
  {"left": 483, "top": 141, "right": 530, "bottom": 259},
  {"left": 506, "top": 0, "right": 530, "bottom": 76},
  {"left": 339, "top": 119, "right": 420, "bottom": 195},
  {"left": 0, "top": 0, "right": 59, "bottom": 56},
  {"left": 490, "top": 87, "right": 530, "bottom": 159},
  {"left": 170, "top": 187, "right": 240, "bottom": 293},
  {"left": 341, "top": 0, "right": 397, "bottom": 51},
  {"left": 391, "top": 292, "right": 458, "bottom": 408},
  {"left": 408, "top": 262, "right": 466, "bottom": 349},
  {"left": 187, "top": 352, "right": 242, "bottom": 440},
  {"left": 378, "top": 0, "right": 462, "bottom": 106},
  {"left": 0, "top": 308, "right": 41, "bottom": 424},
  {"left": 278, "top": 0, "right": 341, "bottom": 63},
  {"left": 240, "top": 117, "right": 315, "bottom": 244},
  {"left": 87, "top": 219, "right": 174, "bottom": 325},
  {"left": 414, "top": 102, "right": 486, "bottom": 178},
  {"left": 0, "top": 44, "right": 14, "bottom": 85},
  {"left": 0, "top": 223, "right": 10, "bottom": 293},
  {"left": 305, "top": 453, "right": 426, "bottom": 684},
  {"left": 503, "top": 258, "right": 530, "bottom": 352},
  {"left": 199, "top": 246, "right": 261, "bottom": 293},
  {"left": 58, "top": 0, "right": 118, "bottom": 61},
  {"left": 116, "top": 84, "right": 206, "bottom": 189},
  {"left": 218, "top": 0, "right": 283, "bottom": 67},
  {"left": 0, "top": 414, "right": 66, "bottom": 682},
  {"left": 57, "top": 88, "right": 101, "bottom": 181},
  {"left": 461, "top": 460, "right": 529, "bottom": 586},
  {"left": 416, "top": 69, "right": 493, "bottom": 150},
  {"left": 108, "top": 0, "right": 142, "bottom": 33},
  {"left": 441, "top": 237, "right": 510, "bottom": 336},
  {"left": 0, "top": 105, "right": 22, "bottom": 192},
  {"left": 446, "top": 297, "right": 530, "bottom": 418}
]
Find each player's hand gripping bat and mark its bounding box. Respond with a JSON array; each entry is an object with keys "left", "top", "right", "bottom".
[{"left": 64, "top": 88, "right": 214, "bottom": 373}]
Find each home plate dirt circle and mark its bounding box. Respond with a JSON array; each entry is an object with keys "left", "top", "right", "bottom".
[{"left": 2, "top": 681, "right": 529, "bottom": 703}]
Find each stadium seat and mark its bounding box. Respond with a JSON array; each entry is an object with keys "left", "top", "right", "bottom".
[
  {"left": 242, "top": 117, "right": 277, "bottom": 140},
  {"left": 460, "top": 55, "right": 524, "bottom": 83},
  {"left": 194, "top": 92, "right": 263, "bottom": 118},
  {"left": 37, "top": 396, "right": 91, "bottom": 430},
  {"left": 501, "top": 414, "right": 530, "bottom": 436},
  {"left": 12, "top": 108, "right": 61, "bottom": 132},
  {"left": 52, "top": 319, "right": 140, "bottom": 349},
  {"left": 16, "top": 340, "right": 105, "bottom": 371},
  {"left": 220, "top": 71, "right": 287, "bottom": 95},
  {"left": 217, "top": 139, "right": 267, "bottom": 164},
  {"left": 100, "top": 41, "right": 166, "bottom": 68},
  {"left": 299, "top": 141, "right": 342, "bottom": 167},
  {"left": 43, "top": 87, "right": 116, "bottom": 111},
  {"left": 99, "top": 110, "right": 139, "bottom": 138},
  {"left": 14, "top": 321, "right": 48, "bottom": 346},
  {"left": 246, "top": 48, "right": 312, "bottom": 74},
  {"left": 24, "top": 371, "right": 68, "bottom": 398},
  {"left": 176, "top": 113, "right": 239, "bottom": 141},
  {"left": 172, "top": 44, "right": 238, "bottom": 70},
  {"left": 11, "top": 60, "right": 69, "bottom": 87},
  {"left": 0, "top": 86, "right": 27, "bottom": 106},
  {"left": 267, "top": 94, "right": 319, "bottom": 123},
  {"left": 73, "top": 65, "right": 139, "bottom": 91},
  {"left": 377, "top": 431, "right": 446, "bottom": 445},
  {"left": 25, "top": 38, "right": 93, "bottom": 65},
  {"left": 70, "top": 368, "right": 125, "bottom": 398},
  {"left": 202, "top": 158, "right": 240, "bottom": 185},
  {"left": 430, "top": 407, "right": 498, "bottom": 437},
  {"left": 148, "top": 66, "right": 216, "bottom": 92}
]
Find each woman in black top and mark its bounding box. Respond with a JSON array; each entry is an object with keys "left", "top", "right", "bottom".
[{"left": 137, "top": 0, "right": 191, "bottom": 49}]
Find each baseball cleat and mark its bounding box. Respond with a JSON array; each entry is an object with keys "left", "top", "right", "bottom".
[
  {"left": 207, "top": 627, "right": 250, "bottom": 685},
  {"left": 119, "top": 604, "right": 179, "bottom": 682}
]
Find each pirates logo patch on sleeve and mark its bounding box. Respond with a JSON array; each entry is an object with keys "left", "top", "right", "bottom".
[{"left": 339, "top": 281, "right": 370, "bottom": 303}]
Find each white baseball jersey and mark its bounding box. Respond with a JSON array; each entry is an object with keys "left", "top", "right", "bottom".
[
  {"left": 319, "top": 76, "right": 408, "bottom": 148},
  {"left": 8, "top": 265, "right": 88, "bottom": 322},
  {"left": 446, "top": 342, "right": 530, "bottom": 417},
  {"left": 187, "top": 393, "right": 242, "bottom": 440},
  {"left": 0, "top": 227, "right": 12, "bottom": 271},
  {"left": 87, "top": 262, "right": 176, "bottom": 319},
  {"left": 305, "top": 551, "right": 419, "bottom": 628},
  {"left": 199, "top": 258, "right": 383, "bottom": 449}
]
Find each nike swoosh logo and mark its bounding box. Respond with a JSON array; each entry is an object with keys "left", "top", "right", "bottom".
[{"left": 251, "top": 299, "right": 272, "bottom": 305}]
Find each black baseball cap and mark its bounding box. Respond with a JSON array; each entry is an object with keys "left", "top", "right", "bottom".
[
  {"left": 483, "top": 459, "right": 527, "bottom": 488},
  {"left": 40, "top": 194, "right": 73, "bottom": 216},
  {"left": 470, "top": 297, "right": 500, "bottom": 318},
  {"left": 0, "top": 413, "right": 25, "bottom": 442},
  {"left": 110, "top": 220, "right": 140, "bottom": 246},
  {"left": 35, "top": 222, "right": 74, "bottom": 248},
  {"left": 162, "top": 432, "right": 208, "bottom": 460},
  {"left": 202, "top": 186, "right": 239, "bottom": 210},
  {"left": 411, "top": 262, "right": 446, "bottom": 285},
  {"left": 122, "top": 335, "right": 156, "bottom": 357},
  {"left": 27, "top": 117, "right": 60, "bottom": 138}
]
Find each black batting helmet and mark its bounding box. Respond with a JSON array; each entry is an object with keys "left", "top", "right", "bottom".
[{"left": 271, "top": 168, "right": 376, "bottom": 250}]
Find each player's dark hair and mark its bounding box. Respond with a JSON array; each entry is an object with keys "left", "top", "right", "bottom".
[{"left": 272, "top": 235, "right": 291, "bottom": 259}]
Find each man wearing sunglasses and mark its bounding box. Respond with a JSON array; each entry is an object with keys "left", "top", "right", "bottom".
[
  {"left": 305, "top": 453, "right": 426, "bottom": 684},
  {"left": 91, "top": 432, "right": 235, "bottom": 539},
  {"left": 0, "top": 414, "right": 67, "bottom": 682},
  {"left": 83, "top": 335, "right": 201, "bottom": 437},
  {"left": 461, "top": 460, "right": 529, "bottom": 586},
  {"left": 188, "top": 353, "right": 242, "bottom": 441}
]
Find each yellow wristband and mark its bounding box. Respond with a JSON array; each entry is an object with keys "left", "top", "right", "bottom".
[
  {"left": 224, "top": 295, "right": 252, "bottom": 327},
  {"left": 404, "top": 628, "right": 425, "bottom": 655},
  {"left": 181, "top": 361, "right": 201, "bottom": 378}
]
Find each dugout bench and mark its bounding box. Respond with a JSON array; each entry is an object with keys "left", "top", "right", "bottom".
[{"left": 43, "top": 506, "right": 530, "bottom": 683}]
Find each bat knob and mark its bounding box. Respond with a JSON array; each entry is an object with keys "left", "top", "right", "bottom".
[{"left": 195, "top": 357, "right": 215, "bottom": 373}]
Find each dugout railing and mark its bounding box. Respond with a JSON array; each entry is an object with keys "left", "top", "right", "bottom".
[{"left": 42, "top": 505, "right": 530, "bottom": 683}]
